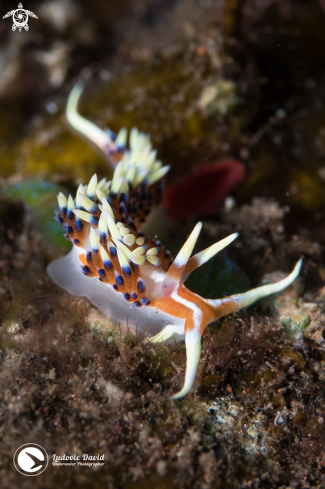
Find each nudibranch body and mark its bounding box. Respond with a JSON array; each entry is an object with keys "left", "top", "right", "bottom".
[{"left": 47, "top": 84, "right": 302, "bottom": 399}]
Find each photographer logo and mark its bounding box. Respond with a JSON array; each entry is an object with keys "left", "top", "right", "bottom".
[
  {"left": 3, "top": 3, "right": 38, "bottom": 32},
  {"left": 13, "top": 444, "right": 48, "bottom": 476}
]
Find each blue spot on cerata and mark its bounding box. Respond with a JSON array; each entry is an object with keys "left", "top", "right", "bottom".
[
  {"left": 122, "top": 266, "right": 131, "bottom": 277},
  {"left": 116, "top": 275, "right": 124, "bottom": 286},
  {"left": 137, "top": 279, "right": 145, "bottom": 293},
  {"left": 100, "top": 232, "right": 107, "bottom": 243},
  {"left": 90, "top": 216, "right": 99, "bottom": 225},
  {"left": 110, "top": 247, "right": 117, "bottom": 258},
  {"left": 75, "top": 219, "right": 84, "bottom": 231},
  {"left": 104, "top": 260, "right": 113, "bottom": 271}
]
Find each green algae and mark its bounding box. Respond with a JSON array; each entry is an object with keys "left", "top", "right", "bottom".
[
  {"left": 281, "top": 314, "right": 310, "bottom": 333},
  {"left": 6, "top": 179, "right": 63, "bottom": 206},
  {"left": 5, "top": 178, "right": 70, "bottom": 249}
]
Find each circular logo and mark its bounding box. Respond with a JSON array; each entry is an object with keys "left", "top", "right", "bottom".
[
  {"left": 13, "top": 9, "right": 28, "bottom": 28},
  {"left": 13, "top": 444, "right": 48, "bottom": 476}
]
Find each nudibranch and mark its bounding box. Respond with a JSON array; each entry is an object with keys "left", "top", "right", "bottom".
[{"left": 47, "top": 83, "right": 302, "bottom": 399}]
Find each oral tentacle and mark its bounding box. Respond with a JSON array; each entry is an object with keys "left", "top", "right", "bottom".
[{"left": 66, "top": 83, "right": 119, "bottom": 166}]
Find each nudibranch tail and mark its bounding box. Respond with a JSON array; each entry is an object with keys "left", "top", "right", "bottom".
[{"left": 206, "top": 256, "right": 303, "bottom": 313}]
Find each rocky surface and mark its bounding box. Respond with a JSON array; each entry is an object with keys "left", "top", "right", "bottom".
[{"left": 0, "top": 191, "right": 325, "bottom": 488}]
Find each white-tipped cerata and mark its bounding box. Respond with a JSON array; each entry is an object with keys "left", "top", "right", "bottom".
[
  {"left": 160, "top": 222, "right": 202, "bottom": 296},
  {"left": 181, "top": 233, "right": 239, "bottom": 283}
]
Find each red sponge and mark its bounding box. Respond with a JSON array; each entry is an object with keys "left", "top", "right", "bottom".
[{"left": 164, "top": 159, "right": 246, "bottom": 220}]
